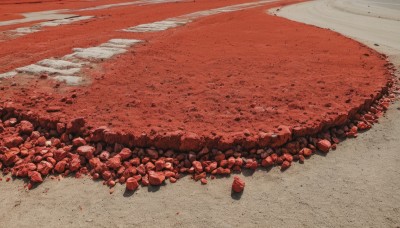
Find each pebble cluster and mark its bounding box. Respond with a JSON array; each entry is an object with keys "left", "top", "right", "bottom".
[{"left": 0, "top": 84, "right": 397, "bottom": 193}]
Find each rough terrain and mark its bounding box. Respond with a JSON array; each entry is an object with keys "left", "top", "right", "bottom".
[{"left": 0, "top": 0, "right": 399, "bottom": 227}]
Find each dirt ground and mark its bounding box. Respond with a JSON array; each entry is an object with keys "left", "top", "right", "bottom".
[
  {"left": 0, "top": 0, "right": 400, "bottom": 227},
  {"left": 1, "top": 104, "right": 399, "bottom": 227}
]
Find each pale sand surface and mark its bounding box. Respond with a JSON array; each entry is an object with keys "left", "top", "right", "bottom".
[{"left": 1, "top": 1, "right": 400, "bottom": 227}]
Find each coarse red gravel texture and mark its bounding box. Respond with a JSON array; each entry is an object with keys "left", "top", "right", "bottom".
[{"left": 0, "top": 0, "right": 398, "bottom": 192}]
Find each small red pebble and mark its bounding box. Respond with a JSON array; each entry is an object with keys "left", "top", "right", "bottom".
[
  {"left": 299, "top": 155, "right": 305, "bottom": 163},
  {"left": 155, "top": 160, "right": 165, "bottom": 171},
  {"left": 232, "top": 176, "right": 245, "bottom": 193},
  {"left": 283, "top": 154, "right": 293, "bottom": 162},
  {"left": 317, "top": 139, "right": 332, "bottom": 153},
  {"left": 92, "top": 173, "right": 100, "bottom": 180},
  {"left": 169, "top": 177, "right": 177, "bottom": 183},
  {"left": 281, "top": 161, "right": 291, "bottom": 170},
  {"left": 192, "top": 161, "right": 203, "bottom": 173},
  {"left": 261, "top": 156, "right": 274, "bottom": 167},
  {"left": 107, "top": 180, "right": 116, "bottom": 187},
  {"left": 300, "top": 148, "right": 312, "bottom": 157},
  {"left": 200, "top": 178, "right": 207, "bottom": 185},
  {"left": 126, "top": 177, "right": 139, "bottom": 191},
  {"left": 29, "top": 171, "right": 43, "bottom": 183},
  {"left": 148, "top": 171, "right": 165, "bottom": 186},
  {"left": 6, "top": 177, "right": 10, "bottom": 182}
]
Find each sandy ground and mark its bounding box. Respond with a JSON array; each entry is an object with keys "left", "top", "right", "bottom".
[{"left": 1, "top": 0, "right": 400, "bottom": 227}]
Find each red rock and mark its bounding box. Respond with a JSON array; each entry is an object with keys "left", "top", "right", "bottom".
[
  {"left": 19, "top": 120, "right": 34, "bottom": 135},
  {"left": 77, "top": 145, "right": 95, "bottom": 159},
  {"left": 3, "top": 136, "right": 24, "bottom": 148},
  {"left": 142, "top": 157, "right": 150, "bottom": 164},
  {"left": 108, "top": 180, "right": 116, "bottom": 187},
  {"left": 220, "top": 159, "right": 228, "bottom": 168},
  {"left": 317, "top": 140, "right": 331, "bottom": 153},
  {"left": 192, "top": 161, "right": 203, "bottom": 173},
  {"left": 208, "top": 162, "right": 217, "bottom": 172},
  {"left": 232, "top": 176, "right": 245, "bottom": 193},
  {"left": 29, "top": 171, "right": 43, "bottom": 183},
  {"left": 106, "top": 156, "right": 121, "bottom": 169},
  {"left": 117, "top": 166, "right": 125, "bottom": 175},
  {"left": 66, "top": 117, "right": 86, "bottom": 134},
  {"left": 233, "top": 165, "right": 241, "bottom": 172},
  {"left": 130, "top": 157, "right": 140, "bottom": 166},
  {"left": 300, "top": 148, "right": 313, "bottom": 157},
  {"left": 53, "top": 148, "right": 67, "bottom": 161},
  {"left": 214, "top": 153, "right": 225, "bottom": 162},
  {"left": 99, "top": 151, "right": 110, "bottom": 161},
  {"left": 119, "top": 148, "right": 132, "bottom": 160},
  {"left": 36, "top": 136, "right": 47, "bottom": 147},
  {"left": 126, "top": 177, "right": 139, "bottom": 191},
  {"left": 132, "top": 175, "right": 141, "bottom": 182},
  {"left": 164, "top": 171, "right": 175, "bottom": 178},
  {"left": 89, "top": 158, "right": 107, "bottom": 173},
  {"left": 69, "top": 158, "right": 81, "bottom": 172},
  {"left": 164, "top": 162, "right": 173, "bottom": 170},
  {"left": 145, "top": 162, "right": 155, "bottom": 171},
  {"left": 142, "top": 175, "right": 149, "bottom": 186},
  {"left": 155, "top": 160, "right": 165, "bottom": 171},
  {"left": 281, "top": 161, "right": 291, "bottom": 170},
  {"left": 102, "top": 170, "right": 112, "bottom": 180},
  {"left": 222, "top": 168, "right": 231, "bottom": 175},
  {"left": 227, "top": 157, "right": 235, "bottom": 168},
  {"left": 148, "top": 171, "right": 165, "bottom": 186},
  {"left": 47, "top": 157, "right": 56, "bottom": 166},
  {"left": 245, "top": 159, "right": 258, "bottom": 170},
  {"left": 200, "top": 178, "right": 207, "bottom": 185},
  {"left": 72, "top": 137, "right": 86, "bottom": 147},
  {"left": 283, "top": 153, "right": 293, "bottom": 162},
  {"left": 137, "top": 164, "right": 146, "bottom": 176},
  {"left": 146, "top": 149, "right": 159, "bottom": 159},
  {"left": 261, "top": 156, "right": 274, "bottom": 167},
  {"left": 235, "top": 158, "right": 243, "bottom": 167},
  {"left": 37, "top": 161, "right": 53, "bottom": 176},
  {"left": 169, "top": 177, "right": 177, "bottom": 183},
  {"left": 194, "top": 172, "right": 206, "bottom": 181},
  {"left": 54, "top": 161, "right": 68, "bottom": 173},
  {"left": 299, "top": 155, "right": 305, "bottom": 163},
  {"left": 123, "top": 167, "right": 137, "bottom": 178}
]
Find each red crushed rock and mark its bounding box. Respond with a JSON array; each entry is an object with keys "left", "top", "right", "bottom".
[
  {"left": 317, "top": 139, "right": 332, "bottom": 153},
  {"left": 0, "top": 0, "right": 398, "bottom": 194},
  {"left": 232, "top": 176, "right": 245, "bottom": 193},
  {"left": 126, "top": 177, "right": 139, "bottom": 191}
]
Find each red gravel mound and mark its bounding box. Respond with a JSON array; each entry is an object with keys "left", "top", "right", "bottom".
[
  {"left": 0, "top": 0, "right": 394, "bottom": 152},
  {"left": 0, "top": 0, "right": 397, "bottom": 192}
]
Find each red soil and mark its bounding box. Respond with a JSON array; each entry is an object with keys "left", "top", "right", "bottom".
[
  {"left": 0, "top": 0, "right": 393, "bottom": 151},
  {"left": 0, "top": 0, "right": 259, "bottom": 72}
]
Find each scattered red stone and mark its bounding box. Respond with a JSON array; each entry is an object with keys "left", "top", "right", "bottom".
[
  {"left": 0, "top": 85, "right": 396, "bottom": 194},
  {"left": 148, "top": 171, "right": 165, "bottom": 186},
  {"left": 317, "top": 140, "right": 332, "bottom": 153},
  {"left": 126, "top": 177, "right": 139, "bottom": 191},
  {"left": 232, "top": 176, "right": 245, "bottom": 193}
]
